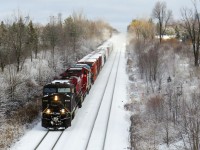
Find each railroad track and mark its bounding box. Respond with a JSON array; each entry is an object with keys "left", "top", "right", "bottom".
[
  {"left": 10, "top": 35, "right": 128, "bottom": 150},
  {"left": 35, "top": 48, "right": 121, "bottom": 150},
  {"left": 34, "top": 130, "right": 64, "bottom": 150},
  {"left": 84, "top": 50, "right": 121, "bottom": 150}
]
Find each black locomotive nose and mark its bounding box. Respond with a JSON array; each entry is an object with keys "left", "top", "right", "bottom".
[{"left": 51, "top": 116, "right": 60, "bottom": 125}]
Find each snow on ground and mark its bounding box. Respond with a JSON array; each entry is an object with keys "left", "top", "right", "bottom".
[
  {"left": 11, "top": 33, "right": 130, "bottom": 150},
  {"left": 103, "top": 34, "right": 130, "bottom": 150}
]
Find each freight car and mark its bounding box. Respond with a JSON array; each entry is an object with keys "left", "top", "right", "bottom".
[{"left": 91, "top": 53, "right": 103, "bottom": 73}]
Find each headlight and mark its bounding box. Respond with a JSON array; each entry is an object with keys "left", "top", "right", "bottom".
[
  {"left": 45, "top": 109, "right": 51, "bottom": 114},
  {"left": 54, "top": 95, "right": 59, "bottom": 101},
  {"left": 60, "top": 109, "right": 66, "bottom": 114}
]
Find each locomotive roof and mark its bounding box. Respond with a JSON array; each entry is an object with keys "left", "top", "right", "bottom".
[
  {"left": 44, "top": 80, "right": 74, "bottom": 88},
  {"left": 44, "top": 83, "right": 74, "bottom": 88},
  {"left": 68, "top": 67, "right": 83, "bottom": 71},
  {"left": 91, "top": 53, "right": 102, "bottom": 58},
  {"left": 74, "top": 64, "right": 91, "bottom": 70},
  {"left": 86, "top": 58, "right": 98, "bottom": 62},
  {"left": 71, "top": 66, "right": 90, "bottom": 72},
  {"left": 52, "top": 80, "right": 70, "bottom": 84}
]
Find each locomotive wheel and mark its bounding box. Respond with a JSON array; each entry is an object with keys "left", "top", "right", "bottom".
[
  {"left": 63, "top": 120, "right": 67, "bottom": 128},
  {"left": 68, "top": 117, "right": 72, "bottom": 127},
  {"left": 78, "top": 96, "right": 83, "bottom": 108},
  {"left": 81, "top": 95, "right": 84, "bottom": 102},
  {"left": 78, "top": 101, "right": 82, "bottom": 108},
  {"left": 87, "top": 88, "right": 89, "bottom": 94},
  {"left": 72, "top": 111, "right": 75, "bottom": 119}
]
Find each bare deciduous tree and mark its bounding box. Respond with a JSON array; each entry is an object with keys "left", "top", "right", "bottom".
[
  {"left": 128, "top": 18, "right": 155, "bottom": 43},
  {"left": 136, "top": 42, "right": 159, "bottom": 93},
  {"left": 0, "top": 21, "right": 9, "bottom": 72},
  {"left": 180, "top": 93, "right": 200, "bottom": 150},
  {"left": 27, "top": 20, "right": 38, "bottom": 61},
  {"left": 9, "top": 17, "right": 29, "bottom": 72},
  {"left": 64, "top": 15, "right": 83, "bottom": 60},
  {"left": 181, "top": 2, "right": 200, "bottom": 66},
  {"left": 152, "top": 1, "right": 172, "bottom": 43}
]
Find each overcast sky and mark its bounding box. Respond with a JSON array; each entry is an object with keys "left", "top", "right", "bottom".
[{"left": 0, "top": 0, "right": 196, "bottom": 32}]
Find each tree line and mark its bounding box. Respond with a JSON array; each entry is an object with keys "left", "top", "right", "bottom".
[
  {"left": 0, "top": 12, "right": 114, "bottom": 73},
  {"left": 0, "top": 12, "right": 114, "bottom": 149},
  {"left": 0, "top": 12, "right": 114, "bottom": 113},
  {"left": 128, "top": 0, "right": 200, "bottom": 67},
  {"left": 127, "top": 0, "right": 200, "bottom": 149}
]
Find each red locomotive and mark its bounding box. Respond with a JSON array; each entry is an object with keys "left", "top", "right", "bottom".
[
  {"left": 61, "top": 67, "right": 91, "bottom": 98},
  {"left": 78, "top": 58, "right": 98, "bottom": 84}
]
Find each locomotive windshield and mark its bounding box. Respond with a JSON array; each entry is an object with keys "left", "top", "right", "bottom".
[
  {"left": 43, "top": 87, "right": 71, "bottom": 95},
  {"left": 67, "top": 70, "right": 81, "bottom": 76},
  {"left": 86, "top": 63, "right": 92, "bottom": 67},
  {"left": 43, "top": 88, "right": 56, "bottom": 94},
  {"left": 58, "top": 88, "right": 70, "bottom": 93}
]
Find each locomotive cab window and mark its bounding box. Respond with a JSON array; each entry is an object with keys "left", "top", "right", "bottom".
[
  {"left": 43, "top": 88, "right": 56, "bottom": 94},
  {"left": 58, "top": 88, "right": 70, "bottom": 93}
]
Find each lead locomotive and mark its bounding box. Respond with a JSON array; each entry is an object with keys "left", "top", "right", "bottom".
[{"left": 42, "top": 81, "right": 78, "bottom": 129}]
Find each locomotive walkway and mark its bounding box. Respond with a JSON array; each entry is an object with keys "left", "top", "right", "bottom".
[{"left": 11, "top": 33, "right": 130, "bottom": 150}]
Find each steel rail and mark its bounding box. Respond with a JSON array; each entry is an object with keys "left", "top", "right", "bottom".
[
  {"left": 34, "top": 130, "right": 64, "bottom": 150},
  {"left": 34, "top": 130, "right": 49, "bottom": 150},
  {"left": 85, "top": 50, "right": 121, "bottom": 150}
]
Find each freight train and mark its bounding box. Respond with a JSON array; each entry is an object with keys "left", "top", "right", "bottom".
[{"left": 41, "top": 42, "right": 113, "bottom": 130}]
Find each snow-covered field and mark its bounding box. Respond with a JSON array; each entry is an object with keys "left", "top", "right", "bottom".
[{"left": 11, "top": 33, "right": 130, "bottom": 150}]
